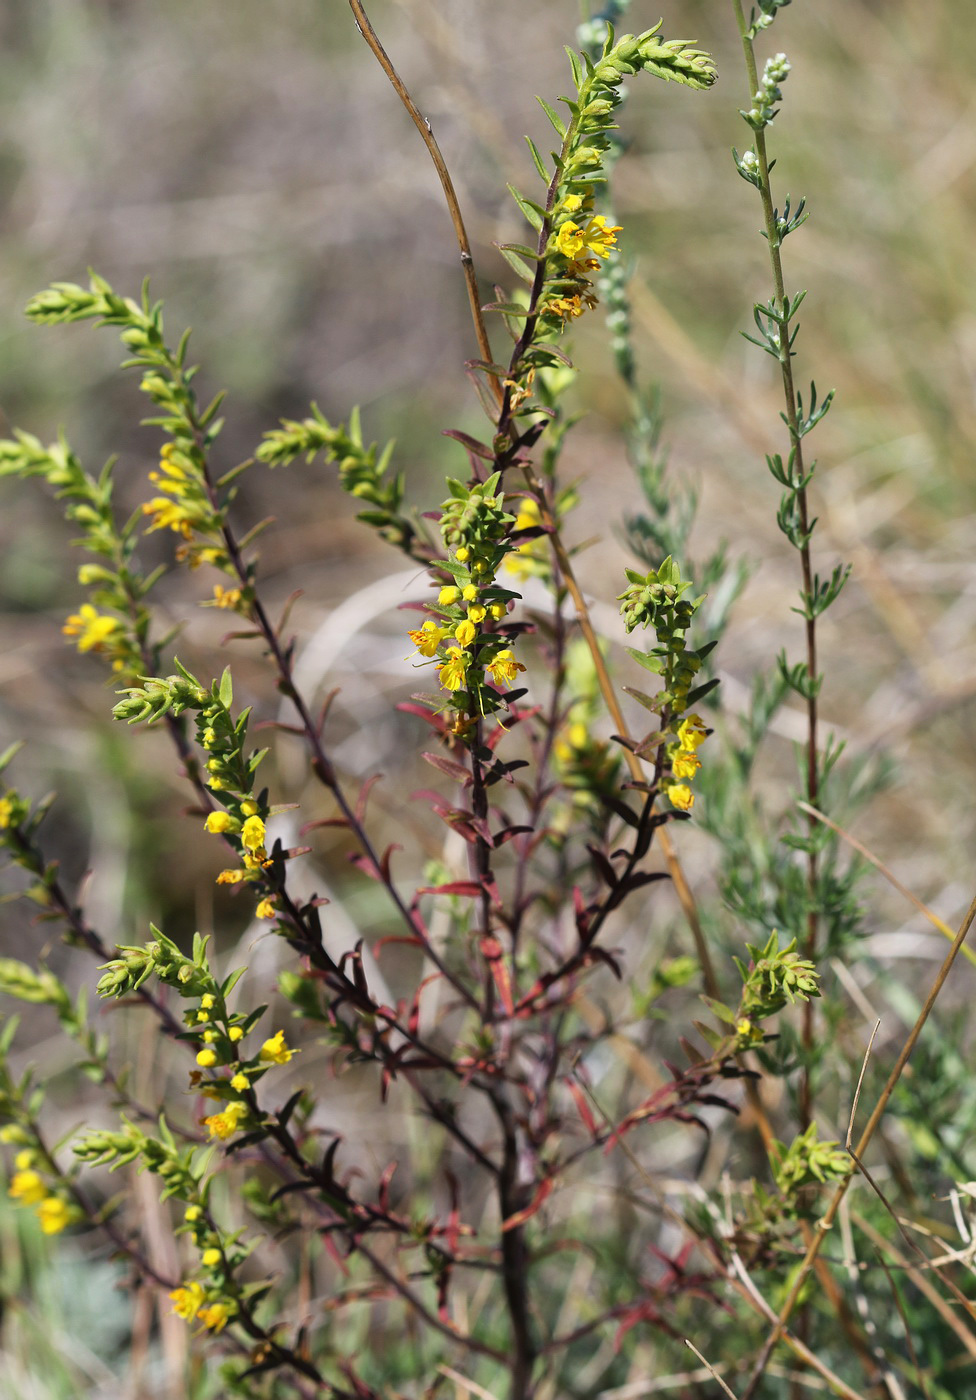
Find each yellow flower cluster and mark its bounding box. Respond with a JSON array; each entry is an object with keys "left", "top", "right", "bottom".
[
  {"left": 7, "top": 1151, "right": 75, "bottom": 1235},
  {"left": 204, "top": 798, "right": 275, "bottom": 920},
  {"left": 169, "top": 1280, "right": 233, "bottom": 1332},
  {"left": 537, "top": 191, "right": 622, "bottom": 328},
  {"left": 141, "top": 442, "right": 212, "bottom": 541},
  {"left": 665, "top": 713, "right": 708, "bottom": 812},
  {"left": 407, "top": 551, "right": 525, "bottom": 719},
  {"left": 192, "top": 987, "right": 296, "bottom": 1143},
  {"left": 62, "top": 602, "right": 122, "bottom": 655}
]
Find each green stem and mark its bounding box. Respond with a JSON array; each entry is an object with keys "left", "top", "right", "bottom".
[{"left": 732, "top": 0, "right": 820, "bottom": 1129}]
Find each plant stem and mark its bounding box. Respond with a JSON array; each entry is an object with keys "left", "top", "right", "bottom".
[
  {"left": 732, "top": 0, "right": 820, "bottom": 1127},
  {"left": 347, "top": 0, "right": 501, "bottom": 403}
]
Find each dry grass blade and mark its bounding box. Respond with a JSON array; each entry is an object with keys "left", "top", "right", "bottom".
[{"left": 684, "top": 1340, "right": 740, "bottom": 1398}]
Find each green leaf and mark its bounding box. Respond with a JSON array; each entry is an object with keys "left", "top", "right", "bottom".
[
  {"left": 621, "top": 686, "right": 662, "bottom": 714},
  {"left": 524, "top": 136, "right": 549, "bottom": 184},
  {"left": 0, "top": 741, "right": 24, "bottom": 775},
  {"left": 483, "top": 301, "right": 530, "bottom": 318},
  {"left": 218, "top": 666, "right": 234, "bottom": 708},
  {"left": 536, "top": 96, "right": 567, "bottom": 139},
  {"left": 625, "top": 647, "right": 663, "bottom": 674},
  {"left": 507, "top": 184, "right": 545, "bottom": 232},
  {"left": 497, "top": 246, "right": 536, "bottom": 283}
]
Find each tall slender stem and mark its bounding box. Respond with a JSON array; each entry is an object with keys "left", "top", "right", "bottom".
[{"left": 732, "top": 0, "right": 820, "bottom": 1127}]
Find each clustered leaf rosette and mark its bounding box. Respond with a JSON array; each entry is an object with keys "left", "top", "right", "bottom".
[
  {"left": 408, "top": 473, "right": 526, "bottom": 728},
  {"left": 618, "top": 556, "right": 718, "bottom": 810},
  {"left": 697, "top": 930, "right": 822, "bottom": 1056}
]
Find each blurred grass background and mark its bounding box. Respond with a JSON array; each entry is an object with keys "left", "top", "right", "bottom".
[{"left": 2, "top": 0, "right": 976, "bottom": 1394}]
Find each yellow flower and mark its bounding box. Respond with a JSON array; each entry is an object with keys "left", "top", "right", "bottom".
[
  {"left": 560, "top": 192, "right": 584, "bottom": 213},
  {"left": 141, "top": 496, "right": 197, "bottom": 539},
  {"left": 255, "top": 898, "right": 276, "bottom": 919},
  {"left": 170, "top": 1281, "right": 206, "bottom": 1321},
  {"left": 555, "top": 214, "right": 621, "bottom": 262},
  {"left": 191, "top": 546, "right": 225, "bottom": 569},
  {"left": 240, "top": 800, "right": 259, "bottom": 817},
  {"left": 216, "top": 868, "right": 245, "bottom": 885},
  {"left": 0, "top": 796, "right": 13, "bottom": 828},
  {"left": 676, "top": 714, "right": 707, "bottom": 751},
  {"left": 556, "top": 220, "right": 585, "bottom": 259},
  {"left": 736, "top": 1018, "right": 763, "bottom": 1046},
  {"left": 666, "top": 783, "right": 695, "bottom": 812},
  {"left": 230, "top": 1072, "right": 249, "bottom": 1091},
  {"left": 671, "top": 749, "right": 701, "bottom": 781},
  {"left": 9, "top": 1169, "right": 46, "bottom": 1206},
  {"left": 454, "top": 546, "right": 470, "bottom": 563},
  {"left": 203, "top": 1102, "right": 248, "bottom": 1141},
  {"left": 62, "top": 603, "right": 122, "bottom": 654},
  {"left": 260, "top": 1030, "right": 294, "bottom": 1065},
  {"left": 184, "top": 1205, "right": 202, "bottom": 1223},
  {"left": 201, "top": 1247, "right": 222, "bottom": 1268},
  {"left": 514, "top": 498, "right": 541, "bottom": 532},
  {"left": 582, "top": 214, "right": 621, "bottom": 257},
  {"left": 437, "top": 647, "right": 468, "bottom": 692},
  {"left": 210, "top": 585, "right": 243, "bottom": 610},
  {"left": 228, "top": 1026, "right": 244, "bottom": 1042},
  {"left": 467, "top": 605, "right": 487, "bottom": 625},
  {"left": 240, "top": 815, "right": 266, "bottom": 853},
  {"left": 196, "top": 1048, "right": 217, "bottom": 1068},
  {"left": 489, "top": 603, "right": 507, "bottom": 621},
  {"left": 454, "top": 620, "right": 477, "bottom": 648},
  {"left": 37, "top": 1196, "right": 73, "bottom": 1235},
  {"left": 461, "top": 584, "right": 479, "bottom": 602},
  {"left": 197, "top": 1302, "right": 232, "bottom": 1332},
  {"left": 204, "top": 811, "right": 234, "bottom": 834},
  {"left": 486, "top": 649, "right": 526, "bottom": 688},
  {"left": 200, "top": 993, "right": 216, "bottom": 1010},
  {"left": 408, "top": 620, "right": 448, "bottom": 658},
  {"left": 438, "top": 586, "right": 459, "bottom": 605}
]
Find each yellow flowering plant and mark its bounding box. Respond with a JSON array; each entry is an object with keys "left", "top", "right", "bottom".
[{"left": 0, "top": 2, "right": 970, "bottom": 1397}]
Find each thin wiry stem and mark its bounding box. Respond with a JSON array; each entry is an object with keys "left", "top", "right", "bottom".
[
  {"left": 348, "top": 0, "right": 501, "bottom": 403},
  {"left": 731, "top": 0, "right": 821, "bottom": 1130}
]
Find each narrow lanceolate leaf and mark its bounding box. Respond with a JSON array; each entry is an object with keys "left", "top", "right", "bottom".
[
  {"left": 535, "top": 95, "right": 567, "bottom": 139},
  {"left": 565, "top": 47, "right": 583, "bottom": 88},
  {"left": 507, "top": 184, "right": 545, "bottom": 232},
  {"left": 524, "top": 135, "right": 550, "bottom": 184},
  {"left": 496, "top": 246, "right": 536, "bottom": 283},
  {"left": 483, "top": 301, "right": 530, "bottom": 319}
]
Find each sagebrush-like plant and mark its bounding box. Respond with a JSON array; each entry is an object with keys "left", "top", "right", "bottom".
[{"left": 2, "top": 4, "right": 976, "bottom": 1399}]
